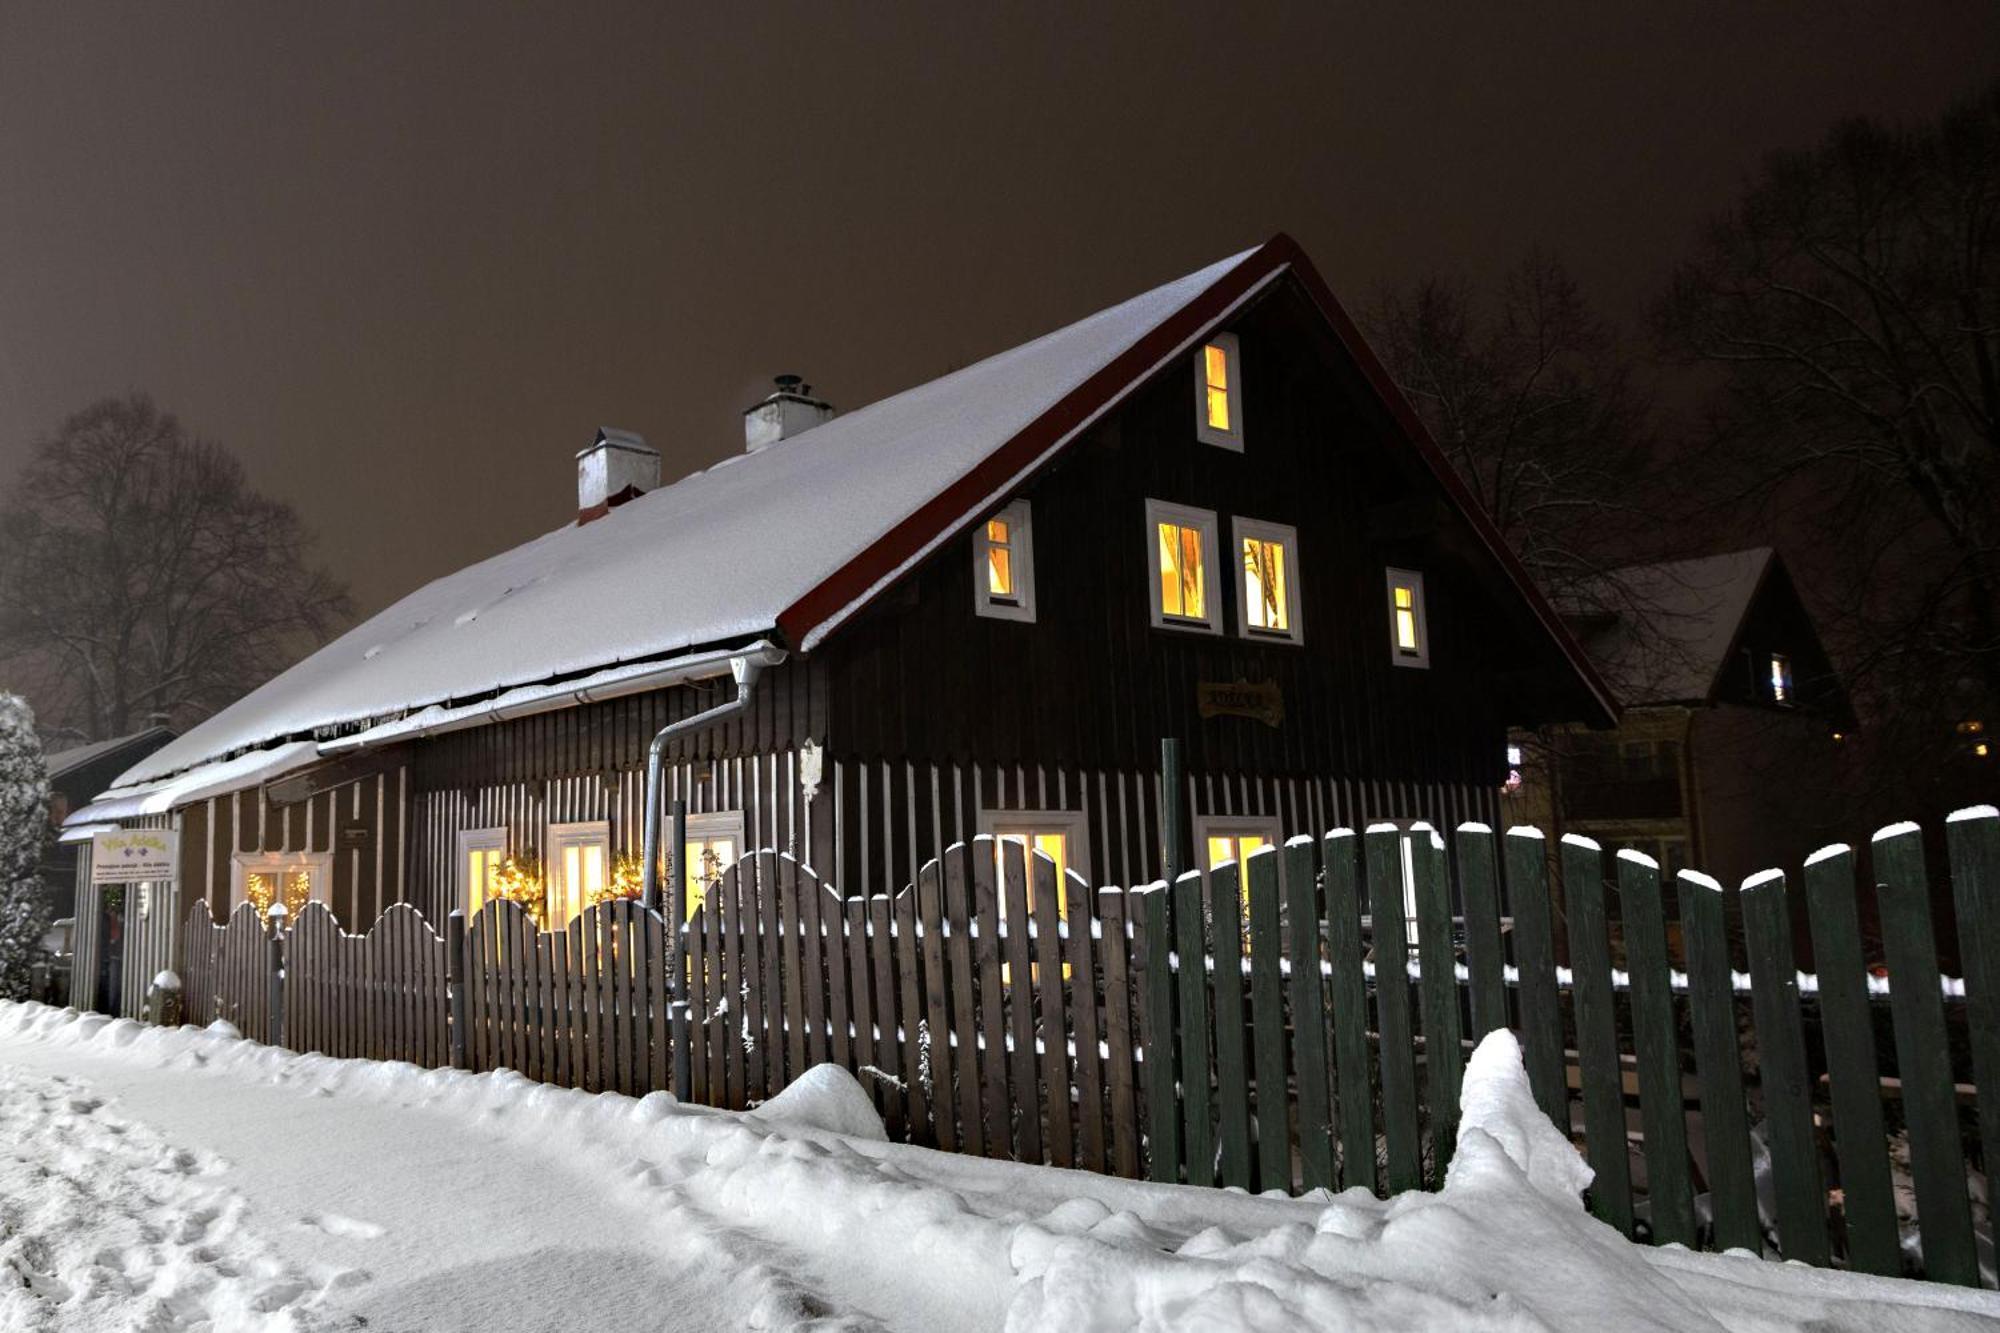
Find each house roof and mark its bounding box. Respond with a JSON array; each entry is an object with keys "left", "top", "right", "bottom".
[
  {"left": 110, "top": 234, "right": 1617, "bottom": 796},
  {"left": 1568, "top": 548, "right": 1776, "bottom": 706},
  {"left": 44, "top": 726, "right": 175, "bottom": 781}
]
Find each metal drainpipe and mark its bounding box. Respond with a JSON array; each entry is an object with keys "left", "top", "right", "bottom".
[{"left": 639, "top": 649, "right": 781, "bottom": 909}]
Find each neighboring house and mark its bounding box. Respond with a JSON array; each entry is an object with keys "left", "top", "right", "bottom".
[
  {"left": 1509, "top": 548, "right": 1851, "bottom": 892},
  {"left": 63, "top": 234, "right": 1616, "bottom": 1010}
]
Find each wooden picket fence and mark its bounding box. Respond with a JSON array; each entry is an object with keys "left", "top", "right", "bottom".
[
  {"left": 285, "top": 902, "right": 449, "bottom": 1066},
  {"left": 1133, "top": 811, "right": 2000, "bottom": 1287},
  {"left": 182, "top": 902, "right": 280, "bottom": 1044},
  {"left": 162, "top": 808, "right": 2000, "bottom": 1287}
]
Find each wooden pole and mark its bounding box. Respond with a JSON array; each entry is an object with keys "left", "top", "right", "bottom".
[
  {"left": 1160, "top": 738, "right": 1184, "bottom": 883},
  {"left": 446, "top": 909, "right": 468, "bottom": 1070},
  {"left": 669, "top": 799, "right": 691, "bottom": 1099}
]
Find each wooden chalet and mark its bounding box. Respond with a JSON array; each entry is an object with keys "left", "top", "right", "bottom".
[{"left": 65, "top": 234, "right": 1616, "bottom": 1010}]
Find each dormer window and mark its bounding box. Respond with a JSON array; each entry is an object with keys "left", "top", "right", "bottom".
[
  {"left": 1234, "top": 517, "right": 1302, "bottom": 644},
  {"left": 1386, "top": 568, "right": 1430, "bottom": 668},
  {"left": 1769, "top": 653, "right": 1793, "bottom": 704},
  {"left": 1147, "top": 500, "right": 1221, "bottom": 633},
  {"left": 974, "top": 500, "right": 1035, "bottom": 622},
  {"left": 1195, "top": 333, "right": 1243, "bottom": 451}
]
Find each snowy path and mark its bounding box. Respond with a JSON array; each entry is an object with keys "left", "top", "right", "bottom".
[{"left": 4, "top": 1004, "right": 2000, "bottom": 1332}]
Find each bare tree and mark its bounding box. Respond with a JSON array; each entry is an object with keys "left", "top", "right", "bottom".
[
  {"left": 1364, "top": 251, "right": 1660, "bottom": 608},
  {"left": 0, "top": 394, "right": 351, "bottom": 741},
  {"left": 1654, "top": 81, "right": 2000, "bottom": 763}
]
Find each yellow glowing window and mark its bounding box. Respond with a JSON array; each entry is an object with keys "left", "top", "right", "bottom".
[
  {"left": 683, "top": 834, "right": 739, "bottom": 920},
  {"left": 1158, "top": 522, "right": 1206, "bottom": 620},
  {"left": 1394, "top": 585, "right": 1420, "bottom": 653},
  {"left": 1243, "top": 536, "right": 1289, "bottom": 633},
  {"left": 1204, "top": 343, "right": 1231, "bottom": 431},
  {"left": 466, "top": 845, "right": 504, "bottom": 916},
  {"left": 1205, "top": 832, "right": 1273, "bottom": 873},
  {"left": 1769, "top": 653, "right": 1792, "bottom": 704},
  {"left": 243, "top": 868, "right": 314, "bottom": 928},
  {"left": 993, "top": 831, "right": 1072, "bottom": 920},
  {"left": 546, "top": 823, "right": 608, "bottom": 928},
  {"left": 986, "top": 518, "right": 1015, "bottom": 601}
]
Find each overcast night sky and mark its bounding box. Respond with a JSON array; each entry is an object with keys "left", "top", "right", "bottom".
[{"left": 2, "top": 4, "right": 1996, "bottom": 623}]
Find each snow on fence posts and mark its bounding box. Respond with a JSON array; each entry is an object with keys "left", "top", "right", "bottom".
[
  {"left": 1947, "top": 808, "right": 2000, "bottom": 1260},
  {"left": 181, "top": 901, "right": 279, "bottom": 1045},
  {"left": 1679, "top": 867, "right": 1761, "bottom": 1257},
  {"left": 1562, "top": 834, "right": 1632, "bottom": 1234},
  {"left": 1617, "top": 850, "right": 1696, "bottom": 1248}
]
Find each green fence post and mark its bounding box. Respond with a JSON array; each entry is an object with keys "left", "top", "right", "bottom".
[
  {"left": 1456, "top": 823, "right": 1507, "bottom": 1041},
  {"left": 1801, "top": 843, "right": 1900, "bottom": 1276},
  {"left": 1505, "top": 827, "right": 1569, "bottom": 1132},
  {"left": 1172, "top": 867, "right": 1215, "bottom": 1187},
  {"left": 1285, "top": 835, "right": 1334, "bottom": 1192},
  {"left": 1210, "top": 860, "right": 1253, "bottom": 1189},
  {"left": 1365, "top": 825, "right": 1422, "bottom": 1194},
  {"left": 1945, "top": 806, "right": 2000, "bottom": 1238},
  {"left": 1617, "top": 849, "right": 1695, "bottom": 1246},
  {"left": 1677, "top": 870, "right": 1759, "bottom": 1255},
  {"left": 1245, "top": 847, "right": 1290, "bottom": 1192},
  {"left": 1740, "top": 868, "right": 1830, "bottom": 1267},
  {"left": 1562, "top": 834, "right": 1633, "bottom": 1234},
  {"left": 1411, "top": 824, "right": 1462, "bottom": 1184},
  {"left": 1872, "top": 824, "right": 1977, "bottom": 1284},
  {"left": 1323, "top": 830, "right": 1376, "bottom": 1193},
  {"left": 1134, "top": 883, "right": 1181, "bottom": 1184}
]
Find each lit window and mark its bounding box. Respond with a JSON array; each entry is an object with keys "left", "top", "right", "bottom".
[
  {"left": 1146, "top": 499, "right": 1221, "bottom": 633},
  {"left": 1194, "top": 332, "right": 1243, "bottom": 450},
  {"left": 980, "top": 811, "right": 1090, "bottom": 921},
  {"left": 231, "top": 853, "right": 330, "bottom": 928},
  {"left": 458, "top": 827, "right": 507, "bottom": 917},
  {"left": 1195, "top": 815, "right": 1282, "bottom": 883},
  {"left": 1386, "top": 568, "right": 1430, "bottom": 668},
  {"left": 682, "top": 811, "right": 745, "bottom": 920},
  {"left": 1233, "top": 517, "right": 1302, "bottom": 643},
  {"left": 973, "top": 500, "right": 1035, "bottom": 623},
  {"left": 546, "top": 821, "right": 610, "bottom": 928},
  {"left": 1769, "top": 653, "right": 1793, "bottom": 704}
]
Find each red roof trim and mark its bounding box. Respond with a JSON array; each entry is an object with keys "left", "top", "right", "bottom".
[{"left": 776, "top": 233, "right": 1619, "bottom": 724}]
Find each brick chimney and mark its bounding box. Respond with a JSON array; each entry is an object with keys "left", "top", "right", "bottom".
[
  {"left": 576, "top": 427, "right": 660, "bottom": 524},
  {"left": 743, "top": 375, "right": 834, "bottom": 452}
]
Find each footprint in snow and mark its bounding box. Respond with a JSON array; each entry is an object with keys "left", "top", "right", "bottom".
[{"left": 304, "top": 1213, "right": 386, "bottom": 1240}]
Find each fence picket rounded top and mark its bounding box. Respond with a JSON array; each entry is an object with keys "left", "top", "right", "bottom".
[
  {"left": 1871, "top": 820, "right": 1922, "bottom": 842},
  {"left": 1946, "top": 804, "right": 1998, "bottom": 823}
]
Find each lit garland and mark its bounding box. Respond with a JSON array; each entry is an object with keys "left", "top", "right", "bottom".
[
  {"left": 589, "top": 852, "right": 646, "bottom": 908},
  {"left": 245, "top": 869, "right": 313, "bottom": 928},
  {"left": 490, "top": 852, "right": 549, "bottom": 930}
]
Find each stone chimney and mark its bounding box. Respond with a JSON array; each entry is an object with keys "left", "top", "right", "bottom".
[
  {"left": 576, "top": 427, "right": 660, "bottom": 524},
  {"left": 743, "top": 375, "right": 834, "bottom": 452}
]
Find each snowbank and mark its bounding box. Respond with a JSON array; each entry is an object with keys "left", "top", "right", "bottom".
[{"left": 2, "top": 1002, "right": 1996, "bottom": 1333}]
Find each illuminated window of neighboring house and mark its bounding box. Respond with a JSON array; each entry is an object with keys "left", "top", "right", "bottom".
[
  {"left": 231, "top": 852, "right": 330, "bottom": 928},
  {"left": 1146, "top": 499, "right": 1221, "bottom": 633},
  {"left": 1769, "top": 653, "right": 1793, "bottom": 705},
  {"left": 1194, "top": 332, "right": 1243, "bottom": 450},
  {"left": 979, "top": 810, "right": 1090, "bottom": 922},
  {"left": 683, "top": 811, "right": 745, "bottom": 920},
  {"left": 458, "top": 827, "right": 507, "bottom": 918},
  {"left": 973, "top": 500, "right": 1036, "bottom": 623},
  {"left": 1233, "top": 517, "right": 1302, "bottom": 644},
  {"left": 1386, "top": 568, "right": 1430, "bottom": 668},
  {"left": 546, "top": 821, "right": 610, "bottom": 928}
]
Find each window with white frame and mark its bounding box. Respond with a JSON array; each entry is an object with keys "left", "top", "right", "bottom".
[
  {"left": 1194, "top": 814, "right": 1283, "bottom": 877},
  {"left": 1385, "top": 567, "right": 1430, "bottom": 668},
  {"left": 231, "top": 852, "right": 331, "bottom": 928},
  {"left": 974, "top": 500, "right": 1036, "bottom": 623},
  {"left": 682, "top": 811, "right": 745, "bottom": 920},
  {"left": 1233, "top": 517, "right": 1302, "bottom": 643},
  {"left": 457, "top": 827, "right": 507, "bottom": 918},
  {"left": 1194, "top": 332, "right": 1243, "bottom": 450},
  {"left": 1147, "top": 499, "right": 1221, "bottom": 633},
  {"left": 978, "top": 809, "right": 1090, "bottom": 921},
  {"left": 545, "top": 821, "right": 610, "bottom": 928}
]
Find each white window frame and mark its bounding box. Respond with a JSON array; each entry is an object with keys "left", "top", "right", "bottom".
[
  {"left": 1385, "top": 567, "right": 1431, "bottom": 669},
  {"left": 1194, "top": 331, "right": 1244, "bottom": 451},
  {"left": 1146, "top": 499, "right": 1222, "bottom": 634},
  {"left": 230, "top": 851, "right": 333, "bottom": 920},
  {"left": 545, "top": 819, "right": 611, "bottom": 928},
  {"left": 1232, "top": 516, "right": 1304, "bottom": 645},
  {"left": 457, "top": 826, "right": 507, "bottom": 917},
  {"left": 977, "top": 808, "right": 1092, "bottom": 917},
  {"left": 681, "top": 810, "right": 747, "bottom": 917},
  {"left": 973, "top": 499, "right": 1036, "bottom": 623},
  {"left": 1192, "top": 814, "right": 1284, "bottom": 874}
]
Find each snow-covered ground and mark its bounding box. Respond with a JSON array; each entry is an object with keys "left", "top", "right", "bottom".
[{"left": 2, "top": 1003, "right": 1997, "bottom": 1332}]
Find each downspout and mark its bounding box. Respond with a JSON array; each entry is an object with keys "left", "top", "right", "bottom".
[{"left": 639, "top": 646, "right": 785, "bottom": 912}]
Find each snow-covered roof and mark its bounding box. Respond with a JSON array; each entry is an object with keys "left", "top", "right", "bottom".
[
  {"left": 109, "top": 233, "right": 1618, "bottom": 797},
  {"left": 67, "top": 742, "right": 321, "bottom": 825},
  {"left": 1568, "top": 549, "right": 1774, "bottom": 705},
  {"left": 44, "top": 726, "right": 174, "bottom": 780}
]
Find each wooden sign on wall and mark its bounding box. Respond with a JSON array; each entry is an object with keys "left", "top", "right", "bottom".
[{"left": 1197, "top": 679, "right": 1284, "bottom": 728}]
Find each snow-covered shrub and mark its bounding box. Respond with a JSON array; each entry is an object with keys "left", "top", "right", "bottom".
[{"left": 0, "top": 693, "right": 52, "bottom": 1000}]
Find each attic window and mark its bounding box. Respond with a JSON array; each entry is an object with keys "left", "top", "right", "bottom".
[
  {"left": 1195, "top": 333, "right": 1243, "bottom": 450},
  {"left": 1147, "top": 500, "right": 1221, "bottom": 633},
  {"left": 974, "top": 500, "right": 1035, "bottom": 623},
  {"left": 1386, "top": 568, "right": 1430, "bottom": 668},
  {"left": 1234, "top": 517, "right": 1302, "bottom": 644},
  {"left": 1769, "top": 653, "right": 1793, "bottom": 705}
]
